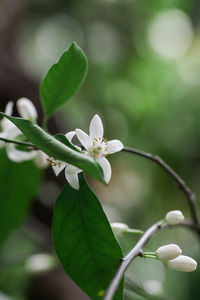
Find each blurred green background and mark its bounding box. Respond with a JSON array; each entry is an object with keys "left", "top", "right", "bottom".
[{"left": 0, "top": 0, "right": 200, "bottom": 299}]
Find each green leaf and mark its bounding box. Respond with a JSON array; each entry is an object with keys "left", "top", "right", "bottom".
[
  {"left": 53, "top": 173, "right": 123, "bottom": 300},
  {"left": 0, "top": 148, "right": 41, "bottom": 247},
  {"left": 55, "top": 133, "right": 79, "bottom": 152},
  {"left": 40, "top": 42, "right": 88, "bottom": 119},
  {"left": 0, "top": 114, "right": 104, "bottom": 183}
]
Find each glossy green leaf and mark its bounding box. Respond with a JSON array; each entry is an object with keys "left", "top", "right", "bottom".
[
  {"left": 53, "top": 173, "right": 123, "bottom": 300},
  {"left": 0, "top": 148, "right": 41, "bottom": 246},
  {"left": 40, "top": 42, "right": 87, "bottom": 118},
  {"left": 0, "top": 114, "right": 104, "bottom": 183}
]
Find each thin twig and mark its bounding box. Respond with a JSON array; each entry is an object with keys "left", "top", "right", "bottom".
[
  {"left": 122, "top": 147, "right": 199, "bottom": 227},
  {"left": 103, "top": 219, "right": 199, "bottom": 300},
  {"left": 0, "top": 137, "right": 34, "bottom": 147}
]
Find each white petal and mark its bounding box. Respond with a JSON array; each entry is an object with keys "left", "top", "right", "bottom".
[
  {"left": 5, "top": 125, "right": 21, "bottom": 139},
  {"left": 17, "top": 97, "right": 38, "bottom": 120},
  {"left": 89, "top": 114, "right": 104, "bottom": 139},
  {"left": 52, "top": 161, "right": 66, "bottom": 176},
  {"left": 75, "top": 129, "right": 90, "bottom": 150},
  {"left": 65, "top": 163, "right": 82, "bottom": 174},
  {"left": 34, "top": 151, "right": 49, "bottom": 168},
  {"left": 5, "top": 101, "right": 14, "bottom": 115},
  {"left": 108, "top": 139, "right": 123, "bottom": 154},
  {"left": 1, "top": 101, "right": 14, "bottom": 131},
  {"left": 65, "top": 171, "right": 80, "bottom": 190},
  {"left": 65, "top": 131, "right": 76, "bottom": 143},
  {"left": 7, "top": 144, "right": 37, "bottom": 162},
  {"left": 96, "top": 157, "right": 111, "bottom": 183},
  {"left": 0, "top": 131, "right": 7, "bottom": 148}
]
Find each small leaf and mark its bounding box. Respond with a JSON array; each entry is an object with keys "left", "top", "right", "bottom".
[
  {"left": 53, "top": 173, "right": 123, "bottom": 300},
  {"left": 40, "top": 42, "right": 87, "bottom": 118},
  {"left": 0, "top": 113, "right": 104, "bottom": 183},
  {"left": 0, "top": 148, "right": 41, "bottom": 247},
  {"left": 55, "top": 133, "right": 79, "bottom": 152}
]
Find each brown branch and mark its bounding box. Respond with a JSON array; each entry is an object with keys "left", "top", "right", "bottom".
[
  {"left": 103, "top": 219, "right": 199, "bottom": 300},
  {"left": 122, "top": 147, "right": 199, "bottom": 227}
]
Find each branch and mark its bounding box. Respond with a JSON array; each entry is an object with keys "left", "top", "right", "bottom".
[
  {"left": 122, "top": 147, "right": 199, "bottom": 227},
  {"left": 103, "top": 219, "right": 199, "bottom": 300}
]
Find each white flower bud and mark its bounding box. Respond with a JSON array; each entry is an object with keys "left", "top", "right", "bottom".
[
  {"left": 26, "top": 253, "right": 56, "bottom": 273},
  {"left": 111, "top": 223, "right": 129, "bottom": 237},
  {"left": 166, "top": 210, "right": 184, "bottom": 225},
  {"left": 17, "top": 97, "right": 38, "bottom": 121},
  {"left": 34, "top": 151, "right": 49, "bottom": 168},
  {"left": 167, "top": 255, "right": 197, "bottom": 272},
  {"left": 156, "top": 244, "right": 182, "bottom": 261}
]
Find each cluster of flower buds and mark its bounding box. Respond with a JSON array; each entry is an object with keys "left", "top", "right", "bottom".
[
  {"left": 142, "top": 210, "right": 197, "bottom": 272},
  {"left": 156, "top": 244, "right": 197, "bottom": 272}
]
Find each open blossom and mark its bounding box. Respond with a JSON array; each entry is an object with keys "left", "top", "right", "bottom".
[
  {"left": 75, "top": 114, "right": 123, "bottom": 183},
  {"left": 156, "top": 244, "right": 182, "bottom": 261},
  {"left": 167, "top": 255, "right": 197, "bottom": 272},
  {"left": 50, "top": 131, "right": 82, "bottom": 190},
  {"left": 0, "top": 99, "right": 47, "bottom": 168},
  {"left": 166, "top": 210, "right": 184, "bottom": 225}
]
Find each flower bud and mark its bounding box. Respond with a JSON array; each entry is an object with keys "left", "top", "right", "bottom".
[
  {"left": 34, "top": 151, "right": 49, "bottom": 168},
  {"left": 26, "top": 253, "right": 56, "bottom": 273},
  {"left": 111, "top": 223, "right": 129, "bottom": 237},
  {"left": 17, "top": 97, "right": 38, "bottom": 121},
  {"left": 156, "top": 244, "right": 182, "bottom": 261},
  {"left": 167, "top": 255, "right": 197, "bottom": 272},
  {"left": 166, "top": 210, "right": 184, "bottom": 225}
]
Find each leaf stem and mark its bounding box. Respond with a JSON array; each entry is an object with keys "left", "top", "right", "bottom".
[
  {"left": 127, "top": 229, "right": 144, "bottom": 235},
  {"left": 122, "top": 147, "right": 199, "bottom": 228}
]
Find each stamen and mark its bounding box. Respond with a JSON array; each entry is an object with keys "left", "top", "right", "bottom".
[{"left": 46, "top": 158, "right": 62, "bottom": 167}]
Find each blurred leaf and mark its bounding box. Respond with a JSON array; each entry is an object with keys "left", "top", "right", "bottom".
[
  {"left": 53, "top": 173, "right": 123, "bottom": 300},
  {"left": 0, "top": 114, "right": 104, "bottom": 183},
  {"left": 125, "top": 278, "right": 168, "bottom": 300},
  {"left": 40, "top": 42, "right": 87, "bottom": 119},
  {"left": 0, "top": 148, "right": 41, "bottom": 247}
]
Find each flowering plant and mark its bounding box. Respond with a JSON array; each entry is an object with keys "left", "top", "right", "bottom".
[{"left": 0, "top": 43, "right": 199, "bottom": 300}]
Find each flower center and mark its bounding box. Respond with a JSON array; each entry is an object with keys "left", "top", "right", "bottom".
[
  {"left": 46, "top": 158, "right": 61, "bottom": 167},
  {"left": 91, "top": 137, "right": 110, "bottom": 158}
]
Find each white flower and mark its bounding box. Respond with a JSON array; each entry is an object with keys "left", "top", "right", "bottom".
[
  {"left": 50, "top": 131, "right": 82, "bottom": 190},
  {"left": 111, "top": 223, "right": 129, "bottom": 237},
  {"left": 156, "top": 244, "right": 182, "bottom": 261},
  {"left": 166, "top": 210, "right": 184, "bottom": 225},
  {"left": 0, "top": 99, "right": 47, "bottom": 167},
  {"left": 16, "top": 97, "right": 38, "bottom": 121},
  {"left": 75, "top": 114, "right": 123, "bottom": 183},
  {"left": 0, "top": 101, "right": 21, "bottom": 148},
  {"left": 167, "top": 255, "right": 197, "bottom": 272}
]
